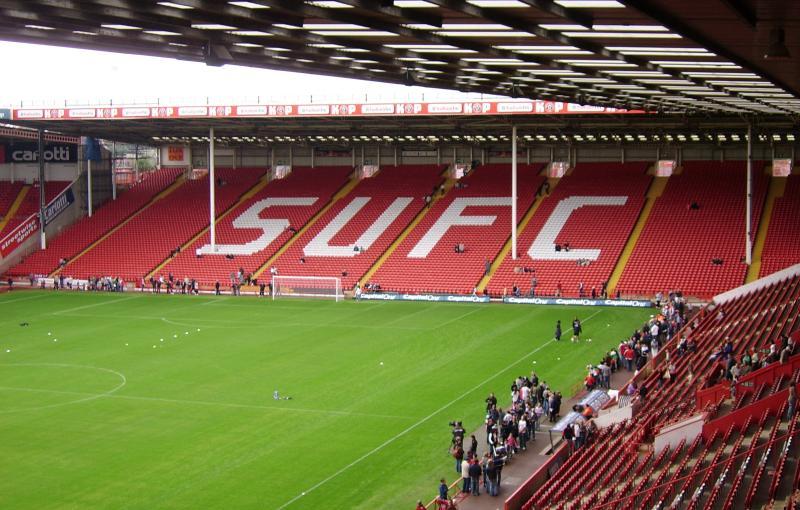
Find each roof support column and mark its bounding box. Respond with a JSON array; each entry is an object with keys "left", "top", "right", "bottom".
[
  {"left": 111, "top": 141, "right": 117, "bottom": 201},
  {"left": 38, "top": 129, "right": 46, "bottom": 250},
  {"left": 209, "top": 126, "right": 216, "bottom": 253},
  {"left": 87, "top": 159, "right": 93, "bottom": 218},
  {"left": 511, "top": 124, "right": 518, "bottom": 260},
  {"left": 745, "top": 122, "right": 753, "bottom": 266}
]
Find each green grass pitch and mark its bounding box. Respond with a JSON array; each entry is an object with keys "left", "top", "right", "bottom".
[{"left": 0, "top": 290, "right": 652, "bottom": 509}]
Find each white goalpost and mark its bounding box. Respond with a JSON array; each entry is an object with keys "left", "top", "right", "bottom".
[{"left": 271, "top": 275, "right": 343, "bottom": 301}]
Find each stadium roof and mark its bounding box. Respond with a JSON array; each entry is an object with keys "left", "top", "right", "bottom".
[{"left": 1, "top": 0, "right": 800, "bottom": 117}]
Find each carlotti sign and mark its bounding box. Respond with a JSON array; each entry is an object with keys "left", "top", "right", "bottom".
[
  {"left": 3, "top": 143, "right": 77, "bottom": 163},
  {"left": 43, "top": 188, "right": 75, "bottom": 226},
  {"left": 504, "top": 297, "right": 653, "bottom": 308}
]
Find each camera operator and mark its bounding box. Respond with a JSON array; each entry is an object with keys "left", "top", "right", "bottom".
[{"left": 449, "top": 420, "right": 465, "bottom": 446}]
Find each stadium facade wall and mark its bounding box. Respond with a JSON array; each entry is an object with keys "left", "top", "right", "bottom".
[
  {"left": 183, "top": 142, "right": 781, "bottom": 171},
  {"left": 0, "top": 162, "right": 81, "bottom": 182}
]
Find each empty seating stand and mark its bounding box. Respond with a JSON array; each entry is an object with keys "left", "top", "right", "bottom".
[
  {"left": 371, "top": 163, "right": 545, "bottom": 295},
  {"left": 487, "top": 162, "right": 652, "bottom": 297},
  {"left": 520, "top": 272, "right": 800, "bottom": 510},
  {"left": 9, "top": 168, "right": 182, "bottom": 277},
  {"left": 271, "top": 164, "right": 445, "bottom": 290},
  {"left": 0, "top": 181, "right": 24, "bottom": 223},
  {"left": 161, "top": 166, "right": 353, "bottom": 285},
  {"left": 62, "top": 168, "right": 263, "bottom": 282},
  {"left": 0, "top": 180, "right": 71, "bottom": 239},
  {"left": 617, "top": 161, "right": 769, "bottom": 300},
  {"left": 760, "top": 174, "right": 800, "bottom": 277}
]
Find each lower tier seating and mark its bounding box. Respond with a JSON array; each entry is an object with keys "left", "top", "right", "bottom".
[
  {"left": 523, "top": 272, "right": 800, "bottom": 510},
  {"left": 0, "top": 180, "right": 71, "bottom": 239},
  {"left": 161, "top": 166, "right": 353, "bottom": 285},
  {"left": 488, "top": 162, "right": 652, "bottom": 297},
  {"left": 62, "top": 168, "right": 264, "bottom": 281},
  {"left": 8, "top": 168, "right": 182, "bottom": 276},
  {"left": 371, "top": 163, "right": 545, "bottom": 295},
  {"left": 270, "top": 164, "right": 445, "bottom": 290},
  {"left": 760, "top": 175, "right": 800, "bottom": 277},
  {"left": 617, "top": 161, "right": 769, "bottom": 299}
]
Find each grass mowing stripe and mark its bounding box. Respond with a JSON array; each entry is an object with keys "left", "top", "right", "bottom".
[
  {"left": 51, "top": 294, "right": 142, "bottom": 314},
  {"left": 0, "top": 385, "right": 413, "bottom": 420},
  {"left": 275, "top": 338, "right": 557, "bottom": 510},
  {"left": 0, "top": 293, "right": 51, "bottom": 305},
  {"left": 0, "top": 292, "right": 650, "bottom": 509}
]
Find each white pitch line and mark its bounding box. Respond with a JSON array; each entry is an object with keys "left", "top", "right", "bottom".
[
  {"left": 274, "top": 306, "right": 609, "bottom": 508},
  {"left": 0, "top": 363, "right": 127, "bottom": 414},
  {"left": 433, "top": 306, "right": 484, "bottom": 329},
  {"left": 51, "top": 294, "right": 141, "bottom": 315},
  {"left": 0, "top": 293, "right": 50, "bottom": 305},
  {"left": 0, "top": 385, "right": 412, "bottom": 420},
  {"left": 275, "top": 338, "right": 557, "bottom": 510}
]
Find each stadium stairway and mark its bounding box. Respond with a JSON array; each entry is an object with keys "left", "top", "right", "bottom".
[
  {"left": 146, "top": 172, "right": 272, "bottom": 280},
  {"left": 475, "top": 174, "right": 558, "bottom": 294},
  {"left": 607, "top": 174, "right": 669, "bottom": 295},
  {"left": 52, "top": 174, "right": 187, "bottom": 277},
  {"left": 358, "top": 174, "right": 455, "bottom": 287},
  {"left": 251, "top": 170, "right": 362, "bottom": 282},
  {"left": 0, "top": 184, "right": 29, "bottom": 234},
  {"left": 746, "top": 173, "right": 785, "bottom": 282}
]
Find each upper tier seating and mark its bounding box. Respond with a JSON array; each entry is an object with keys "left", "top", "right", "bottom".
[
  {"left": 371, "top": 164, "right": 545, "bottom": 295},
  {"left": 487, "top": 162, "right": 652, "bottom": 297},
  {"left": 270, "top": 164, "right": 445, "bottom": 290},
  {"left": 760, "top": 174, "right": 800, "bottom": 277},
  {"left": 617, "top": 161, "right": 769, "bottom": 300},
  {"left": 62, "top": 168, "right": 264, "bottom": 281},
  {"left": 523, "top": 273, "right": 800, "bottom": 510},
  {"left": 161, "top": 166, "right": 353, "bottom": 285},
  {"left": 0, "top": 181, "right": 25, "bottom": 224},
  {"left": 0, "top": 180, "right": 71, "bottom": 239},
  {"left": 8, "top": 168, "right": 183, "bottom": 277}
]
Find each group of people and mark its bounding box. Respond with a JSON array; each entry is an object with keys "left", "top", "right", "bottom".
[
  {"left": 709, "top": 333, "right": 796, "bottom": 389},
  {"left": 142, "top": 274, "right": 200, "bottom": 295},
  {"left": 430, "top": 372, "right": 566, "bottom": 508}
]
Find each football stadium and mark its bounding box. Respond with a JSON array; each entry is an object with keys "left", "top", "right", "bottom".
[{"left": 0, "top": 2, "right": 799, "bottom": 509}]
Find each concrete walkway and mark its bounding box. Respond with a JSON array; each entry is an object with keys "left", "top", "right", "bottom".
[{"left": 454, "top": 369, "right": 635, "bottom": 510}]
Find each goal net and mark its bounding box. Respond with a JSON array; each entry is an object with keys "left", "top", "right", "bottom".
[{"left": 272, "top": 275, "right": 343, "bottom": 301}]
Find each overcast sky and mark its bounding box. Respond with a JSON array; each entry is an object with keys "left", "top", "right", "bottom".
[{"left": 1, "top": 41, "right": 486, "bottom": 107}]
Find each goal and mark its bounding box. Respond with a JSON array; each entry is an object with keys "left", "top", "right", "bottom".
[{"left": 271, "top": 275, "right": 343, "bottom": 301}]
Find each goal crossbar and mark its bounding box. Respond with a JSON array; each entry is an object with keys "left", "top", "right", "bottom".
[{"left": 271, "top": 275, "right": 343, "bottom": 301}]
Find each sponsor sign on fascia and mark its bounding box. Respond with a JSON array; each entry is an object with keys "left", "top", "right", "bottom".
[
  {"left": 16, "top": 109, "right": 44, "bottom": 119},
  {"left": 68, "top": 108, "right": 96, "bottom": 118},
  {"left": 298, "top": 104, "right": 330, "bottom": 115},
  {"left": 122, "top": 107, "right": 151, "bottom": 118},
  {"left": 497, "top": 102, "right": 534, "bottom": 113},
  {"left": 178, "top": 106, "right": 208, "bottom": 117},
  {"left": 427, "top": 103, "right": 463, "bottom": 114},
  {"left": 11, "top": 146, "right": 73, "bottom": 162},
  {"left": 567, "top": 104, "right": 606, "bottom": 112},
  {"left": 361, "top": 104, "right": 394, "bottom": 115},
  {"left": 236, "top": 105, "right": 268, "bottom": 116}
]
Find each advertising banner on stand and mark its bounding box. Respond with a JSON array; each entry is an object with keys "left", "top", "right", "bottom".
[{"left": 0, "top": 215, "right": 39, "bottom": 258}]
